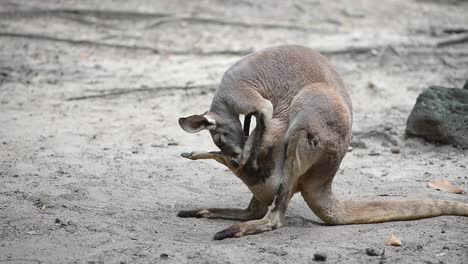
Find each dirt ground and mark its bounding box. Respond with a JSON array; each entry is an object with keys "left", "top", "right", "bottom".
[{"left": 1, "top": 0, "right": 467, "bottom": 263}]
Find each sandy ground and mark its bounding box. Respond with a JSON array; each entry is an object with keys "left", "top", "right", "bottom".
[{"left": 1, "top": 0, "right": 468, "bottom": 263}]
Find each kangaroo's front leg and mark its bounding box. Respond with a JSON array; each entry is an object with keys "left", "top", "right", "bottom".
[
  {"left": 240, "top": 103, "right": 273, "bottom": 172},
  {"left": 177, "top": 195, "right": 268, "bottom": 220},
  {"left": 181, "top": 151, "right": 239, "bottom": 170},
  {"left": 213, "top": 183, "right": 292, "bottom": 240}
]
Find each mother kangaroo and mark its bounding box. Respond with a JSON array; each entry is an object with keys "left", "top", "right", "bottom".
[{"left": 178, "top": 45, "right": 468, "bottom": 240}]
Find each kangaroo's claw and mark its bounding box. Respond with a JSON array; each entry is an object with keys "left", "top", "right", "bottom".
[
  {"left": 181, "top": 152, "right": 194, "bottom": 159},
  {"left": 177, "top": 210, "right": 199, "bottom": 218},
  {"left": 213, "top": 225, "right": 243, "bottom": 240},
  {"left": 177, "top": 209, "right": 210, "bottom": 218}
]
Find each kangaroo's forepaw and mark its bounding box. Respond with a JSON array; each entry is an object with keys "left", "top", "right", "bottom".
[
  {"left": 241, "top": 153, "right": 259, "bottom": 173},
  {"left": 213, "top": 225, "right": 244, "bottom": 240},
  {"left": 177, "top": 209, "right": 210, "bottom": 218},
  {"left": 239, "top": 150, "right": 258, "bottom": 172}
]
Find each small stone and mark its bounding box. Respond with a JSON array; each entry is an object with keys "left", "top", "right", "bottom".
[
  {"left": 351, "top": 139, "right": 367, "bottom": 149},
  {"left": 54, "top": 218, "right": 61, "bottom": 224},
  {"left": 417, "top": 245, "right": 423, "bottom": 250},
  {"left": 441, "top": 229, "right": 446, "bottom": 234},
  {"left": 131, "top": 150, "right": 138, "bottom": 154},
  {"left": 368, "top": 151, "right": 380, "bottom": 156},
  {"left": 390, "top": 146, "right": 400, "bottom": 154},
  {"left": 167, "top": 142, "right": 179, "bottom": 146},
  {"left": 12, "top": 174, "right": 19, "bottom": 178},
  {"left": 313, "top": 252, "right": 327, "bottom": 261},
  {"left": 365, "top": 248, "right": 381, "bottom": 256},
  {"left": 160, "top": 253, "right": 169, "bottom": 259},
  {"left": 442, "top": 245, "right": 449, "bottom": 250}
]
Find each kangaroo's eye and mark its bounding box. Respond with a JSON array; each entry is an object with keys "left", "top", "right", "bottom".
[{"left": 214, "top": 134, "right": 224, "bottom": 146}]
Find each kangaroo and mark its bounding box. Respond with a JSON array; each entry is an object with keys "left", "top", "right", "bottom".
[{"left": 177, "top": 45, "right": 468, "bottom": 240}]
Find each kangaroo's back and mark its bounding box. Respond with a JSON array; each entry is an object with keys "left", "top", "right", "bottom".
[{"left": 214, "top": 45, "right": 352, "bottom": 120}]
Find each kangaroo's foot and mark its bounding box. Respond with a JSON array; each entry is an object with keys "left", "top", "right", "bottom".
[
  {"left": 177, "top": 196, "right": 268, "bottom": 221},
  {"left": 213, "top": 214, "right": 284, "bottom": 240},
  {"left": 213, "top": 183, "right": 291, "bottom": 240}
]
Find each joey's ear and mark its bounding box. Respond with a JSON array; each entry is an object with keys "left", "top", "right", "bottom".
[{"left": 178, "top": 114, "right": 216, "bottom": 133}]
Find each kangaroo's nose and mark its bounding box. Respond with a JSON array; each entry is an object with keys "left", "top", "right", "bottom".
[{"left": 230, "top": 155, "right": 241, "bottom": 168}]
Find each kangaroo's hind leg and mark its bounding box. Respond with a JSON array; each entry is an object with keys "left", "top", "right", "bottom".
[
  {"left": 212, "top": 125, "right": 319, "bottom": 240},
  {"left": 177, "top": 195, "right": 268, "bottom": 221},
  {"left": 212, "top": 180, "right": 294, "bottom": 240}
]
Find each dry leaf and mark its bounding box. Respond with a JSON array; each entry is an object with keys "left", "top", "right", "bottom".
[
  {"left": 427, "top": 180, "right": 464, "bottom": 194},
  {"left": 386, "top": 234, "right": 402, "bottom": 247}
]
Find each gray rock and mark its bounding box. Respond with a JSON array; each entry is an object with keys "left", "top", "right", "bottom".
[{"left": 406, "top": 85, "right": 468, "bottom": 149}]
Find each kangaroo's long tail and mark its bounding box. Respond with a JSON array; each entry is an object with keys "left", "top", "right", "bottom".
[{"left": 302, "top": 187, "right": 468, "bottom": 224}]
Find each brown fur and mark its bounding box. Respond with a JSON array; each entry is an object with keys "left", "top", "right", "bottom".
[{"left": 178, "top": 45, "right": 468, "bottom": 240}]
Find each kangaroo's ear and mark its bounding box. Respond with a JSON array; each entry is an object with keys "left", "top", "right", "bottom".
[{"left": 178, "top": 114, "right": 216, "bottom": 133}]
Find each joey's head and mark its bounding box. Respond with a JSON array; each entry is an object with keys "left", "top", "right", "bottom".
[{"left": 179, "top": 112, "right": 245, "bottom": 162}]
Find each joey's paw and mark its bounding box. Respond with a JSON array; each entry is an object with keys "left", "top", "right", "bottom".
[
  {"left": 177, "top": 209, "right": 210, "bottom": 218},
  {"left": 213, "top": 225, "right": 243, "bottom": 240},
  {"left": 180, "top": 152, "right": 194, "bottom": 159}
]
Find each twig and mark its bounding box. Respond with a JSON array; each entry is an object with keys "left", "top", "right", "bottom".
[
  {"left": 438, "top": 56, "right": 457, "bottom": 69},
  {"left": 55, "top": 13, "right": 119, "bottom": 30},
  {"left": 0, "top": 32, "right": 379, "bottom": 57},
  {"left": 0, "top": 32, "right": 160, "bottom": 53},
  {"left": 442, "top": 28, "right": 468, "bottom": 34},
  {"left": 0, "top": 9, "right": 171, "bottom": 20},
  {"left": 0, "top": 259, "right": 41, "bottom": 263},
  {"left": 437, "top": 35, "right": 468, "bottom": 47},
  {"left": 404, "top": 49, "right": 468, "bottom": 56},
  {"left": 147, "top": 16, "right": 309, "bottom": 32},
  {"left": 353, "top": 130, "right": 399, "bottom": 146},
  {"left": 0, "top": 32, "right": 253, "bottom": 56},
  {"left": 321, "top": 47, "right": 372, "bottom": 55},
  {"left": 66, "top": 84, "right": 216, "bottom": 101},
  {"left": 0, "top": 9, "right": 309, "bottom": 32}
]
